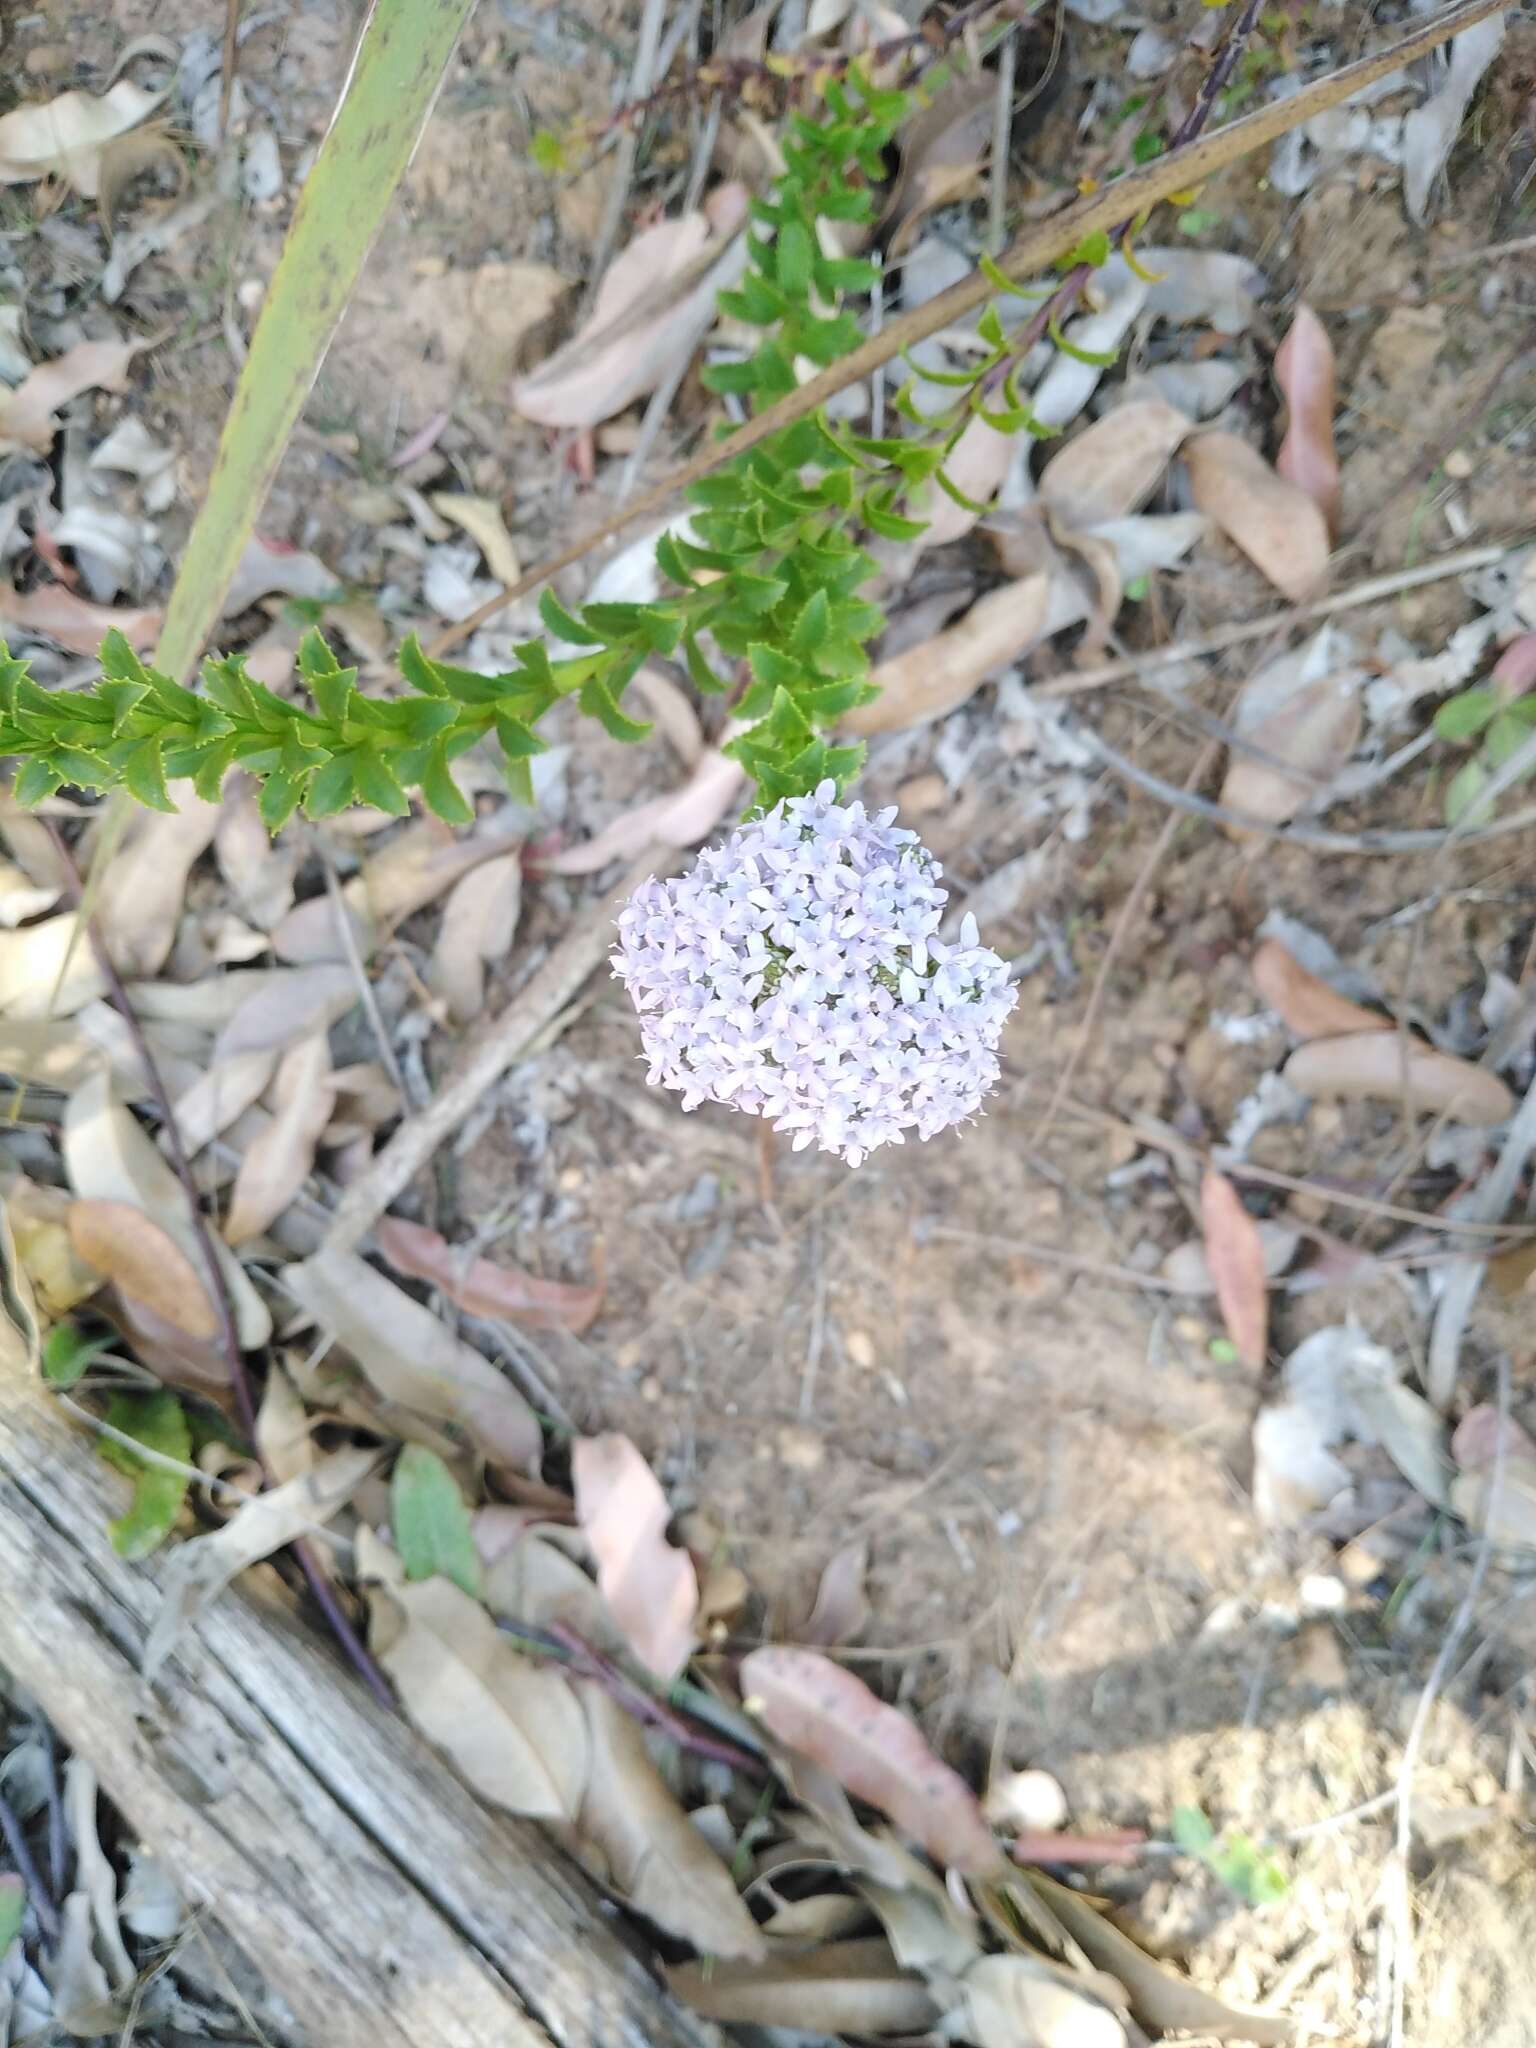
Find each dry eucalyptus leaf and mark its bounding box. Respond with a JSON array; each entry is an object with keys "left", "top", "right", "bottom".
[
  {"left": 1450, "top": 1459, "right": 1536, "bottom": 1552},
  {"left": 169, "top": 1049, "right": 279, "bottom": 1157},
  {"left": 376, "top": 1215, "right": 603, "bottom": 1334},
  {"left": 1273, "top": 304, "right": 1339, "bottom": 537},
  {"left": 541, "top": 749, "right": 743, "bottom": 876},
  {"left": 0, "top": 80, "right": 164, "bottom": 196},
  {"left": 223, "top": 1034, "right": 335, "bottom": 1245},
  {"left": 572, "top": 1432, "right": 699, "bottom": 1684},
  {"left": 1162, "top": 1220, "right": 1298, "bottom": 1297},
  {"left": 0, "top": 335, "right": 151, "bottom": 452},
  {"left": 667, "top": 1939, "right": 938, "bottom": 2031},
  {"left": 46, "top": 1891, "right": 117, "bottom": 2036},
  {"left": 214, "top": 964, "right": 357, "bottom": 1059},
  {"left": 6, "top": 1174, "right": 101, "bottom": 1321},
  {"left": 142, "top": 1447, "right": 378, "bottom": 1680},
  {"left": 361, "top": 820, "right": 521, "bottom": 928},
  {"left": 882, "top": 71, "right": 994, "bottom": 234},
  {"left": 91, "top": 791, "right": 221, "bottom": 978},
  {"left": 1219, "top": 638, "right": 1362, "bottom": 828},
  {"left": 0, "top": 913, "right": 107, "bottom": 1018},
  {"left": 66, "top": 1198, "right": 216, "bottom": 1341},
  {"left": 359, "top": 1530, "right": 587, "bottom": 1820},
  {"left": 215, "top": 785, "right": 298, "bottom": 931},
  {"left": 1025, "top": 1872, "right": 1294, "bottom": 2044},
  {"left": 429, "top": 852, "right": 522, "bottom": 1025},
  {"left": 480, "top": 1527, "right": 622, "bottom": 1652},
  {"left": 959, "top": 1951, "right": 1126, "bottom": 2048},
  {"left": 740, "top": 1646, "right": 1003, "bottom": 1875},
  {"left": 1284, "top": 1033, "right": 1514, "bottom": 1127},
  {"left": 1402, "top": 13, "right": 1506, "bottom": 224},
  {"left": 514, "top": 184, "right": 749, "bottom": 428},
  {"left": 845, "top": 574, "right": 1051, "bottom": 737},
  {"left": 1199, "top": 1169, "right": 1268, "bottom": 1367},
  {"left": 429, "top": 493, "right": 521, "bottom": 587},
  {"left": 255, "top": 1362, "right": 315, "bottom": 1485},
  {"left": 913, "top": 414, "right": 1021, "bottom": 551},
  {"left": 0, "top": 580, "right": 160, "bottom": 656},
  {"left": 803, "top": 1536, "right": 871, "bottom": 1647},
  {"left": 1250, "top": 939, "right": 1388, "bottom": 1041},
  {"left": 62, "top": 1757, "right": 135, "bottom": 1993},
  {"left": 285, "top": 1247, "right": 544, "bottom": 1472},
  {"left": 573, "top": 1686, "right": 766, "bottom": 1960},
  {"left": 1183, "top": 431, "right": 1330, "bottom": 603},
  {"left": 0, "top": 1015, "right": 110, "bottom": 1093},
  {"left": 63, "top": 1069, "right": 271, "bottom": 1348},
  {"left": 1038, "top": 397, "right": 1190, "bottom": 528},
  {"left": 859, "top": 1877, "right": 980, "bottom": 1978},
  {"left": 221, "top": 533, "right": 339, "bottom": 617}
]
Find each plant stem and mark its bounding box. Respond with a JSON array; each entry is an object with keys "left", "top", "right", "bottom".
[
  {"left": 43, "top": 822, "right": 394, "bottom": 1714},
  {"left": 0, "top": 1785, "right": 58, "bottom": 1943}
]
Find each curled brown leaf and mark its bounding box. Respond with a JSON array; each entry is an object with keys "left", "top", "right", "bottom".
[
  {"left": 1273, "top": 304, "right": 1339, "bottom": 538},
  {"left": 1183, "top": 430, "right": 1330, "bottom": 603},
  {"left": 1251, "top": 940, "right": 1389, "bottom": 1040},
  {"left": 1199, "top": 1169, "right": 1268, "bottom": 1368},
  {"left": 844, "top": 574, "right": 1050, "bottom": 737},
  {"left": 376, "top": 1215, "right": 602, "bottom": 1334},
  {"left": 1284, "top": 1032, "right": 1514, "bottom": 1126}
]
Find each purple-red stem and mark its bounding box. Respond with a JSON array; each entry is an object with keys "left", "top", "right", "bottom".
[
  {"left": 544, "top": 1621, "right": 767, "bottom": 1777},
  {"left": 0, "top": 1786, "right": 58, "bottom": 1943}
]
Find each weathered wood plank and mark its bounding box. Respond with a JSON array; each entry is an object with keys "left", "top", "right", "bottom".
[{"left": 0, "top": 1366, "right": 722, "bottom": 2048}]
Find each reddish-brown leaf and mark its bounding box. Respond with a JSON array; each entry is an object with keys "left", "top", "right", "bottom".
[
  {"left": 1199, "top": 1170, "right": 1269, "bottom": 1368},
  {"left": 738, "top": 1645, "right": 1003, "bottom": 1876},
  {"left": 572, "top": 1433, "right": 698, "bottom": 1684},
  {"left": 1284, "top": 1032, "right": 1514, "bottom": 1126},
  {"left": 1183, "top": 430, "right": 1329, "bottom": 603},
  {"left": 1251, "top": 939, "right": 1390, "bottom": 1041},
  {"left": 1273, "top": 304, "right": 1339, "bottom": 538},
  {"left": 67, "top": 1198, "right": 216, "bottom": 1341},
  {"left": 376, "top": 1215, "right": 603, "bottom": 1335}
]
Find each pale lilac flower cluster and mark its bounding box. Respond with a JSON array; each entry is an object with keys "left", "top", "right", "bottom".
[{"left": 612, "top": 782, "right": 1016, "bottom": 1166}]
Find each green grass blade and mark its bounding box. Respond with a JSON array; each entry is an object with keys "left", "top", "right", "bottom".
[{"left": 155, "top": 0, "right": 476, "bottom": 681}]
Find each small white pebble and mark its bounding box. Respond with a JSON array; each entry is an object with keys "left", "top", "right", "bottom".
[
  {"left": 983, "top": 1767, "right": 1069, "bottom": 1834},
  {"left": 845, "top": 1329, "right": 876, "bottom": 1369},
  {"left": 1299, "top": 1572, "right": 1348, "bottom": 1614}
]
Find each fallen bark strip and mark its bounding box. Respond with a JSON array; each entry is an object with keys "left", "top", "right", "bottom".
[{"left": 0, "top": 1363, "right": 722, "bottom": 2048}]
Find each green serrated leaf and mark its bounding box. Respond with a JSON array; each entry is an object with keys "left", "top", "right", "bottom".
[
  {"left": 539, "top": 589, "right": 603, "bottom": 644},
  {"left": 100, "top": 1389, "right": 191, "bottom": 1561},
  {"left": 420, "top": 741, "right": 474, "bottom": 825},
  {"left": 579, "top": 672, "right": 651, "bottom": 744},
  {"left": 777, "top": 216, "right": 814, "bottom": 295},
  {"left": 258, "top": 768, "right": 305, "bottom": 833},
  {"left": 1445, "top": 758, "right": 1490, "bottom": 825},
  {"left": 391, "top": 1443, "right": 481, "bottom": 1596},
  {"left": 702, "top": 357, "right": 761, "bottom": 396},
  {"left": 118, "top": 735, "right": 176, "bottom": 812},
  {"left": 352, "top": 747, "right": 410, "bottom": 816}
]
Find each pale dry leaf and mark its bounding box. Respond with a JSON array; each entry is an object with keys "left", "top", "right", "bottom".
[
  {"left": 376, "top": 1214, "right": 603, "bottom": 1334},
  {"left": 270, "top": 886, "right": 377, "bottom": 965},
  {"left": 630, "top": 665, "right": 704, "bottom": 767},
  {"left": 739, "top": 1646, "right": 1003, "bottom": 1875},
  {"left": 1220, "top": 639, "right": 1362, "bottom": 828},
  {"left": 361, "top": 820, "right": 521, "bottom": 928},
  {"left": 255, "top": 1362, "right": 315, "bottom": 1484},
  {"left": 573, "top": 1686, "right": 766, "bottom": 1959},
  {"left": 0, "top": 580, "right": 160, "bottom": 654},
  {"left": 1032, "top": 275, "right": 1149, "bottom": 433},
  {"left": 1402, "top": 14, "right": 1506, "bottom": 224},
  {"left": 1273, "top": 304, "right": 1339, "bottom": 538},
  {"left": 1450, "top": 1459, "right": 1536, "bottom": 1552},
  {"left": 91, "top": 790, "right": 221, "bottom": 978},
  {"left": 1038, "top": 397, "right": 1190, "bottom": 528},
  {"left": 844, "top": 574, "right": 1051, "bottom": 737},
  {"left": 960, "top": 1951, "right": 1127, "bottom": 2048},
  {"left": 223, "top": 1033, "right": 335, "bottom": 1245},
  {"left": 358, "top": 1529, "right": 588, "bottom": 1820},
  {"left": 214, "top": 783, "right": 297, "bottom": 930},
  {"left": 1199, "top": 1169, "right": 1269, "bottom": 1368},
  {"left": 514, "top": 185, "right": 750, "bottom": 429},
  {"left": 1183, "top": 431, "right": 1330, "bottom": 603},
  {"left": 803, "top": 1537, "right": 870, "bottom": 1647},
  {"left": 762, "top": 1894, "right": 873, "bottom": 1943},
  {"left": 0, "top": 1014, "right": 111, "bottom": 1093},
  {"left": 667, "top": 1939, "right": 938, "bottom": 2031},
  {"left": 429, "top": 852, "right": 522, "bottom": 1025},
  {"left": 143, "top": 1446, "right": 378, "bottom": 1680},
  {"left": 1284, "top": 1032, "right": 1514, "bottom": 1126},
  {"left": 429, "top": 493, "right": 521, "bottom": 587},
  {"left": 1451, "top": 1403, "right": 1536, "bottom": 1471},
  {"left": 214, "top": 964, "right": 357, "bottom": 1059},
  {"left": 0, "top": 80, "right": 164, "bottom": 196},
  {"left": 285, "top": 1246, "right": 544, "bottom": 1471},
  {"left": 1250, "top": 938, "right": 1389, "bottom": 1040},
  {"left": 1137, "top": 247, "right": 1265, "bottom": 334},
  {"left": 0, "top": 335, "right": 149, "bottom": 452},
  {"left": 1025, "top": 1871, "right": 1294, "bottom": 2044},
  {"left": 45, "top": 1891, "right": 116, "bottom": 2036},
  {"left": 541, "top": 749, "right": 743, "bottom": 876},
  {"left": 61, "top": 1757, "right": 134, "bottom": 1992},
  {"left": 480, "top": 1526, "right": 624, "bottom": 1653},
  {"left": 572, "top": 1432, "right": 698, "bottom": 1683},
  {"left": 66, "top": 1198, "right": 216, "bottom": 1341},
  {"left": 858, "top": 1878, "right": 980, "bottom": 1978},
  {"left": 5, "top": 1173, "right": 102, "bottom": 1320},
  {"left": 0, "top": 913, "right": 107, "bottom": 1018},
  {"left": 221, "top": 533, "right": 339, "bottom": 617},
  {"left": 913, "top": 414, "right": 1021, "bottom": 550},
  {"left": 62, "top": 1069, "right": 270, "bottom": 1347},
  {"left": 882, "top": 71, "right": 994, "bottom": 234},
  {"left": 168, "top": 1049, "right": 279, "bottom": 1156},
  {"left": 1255, "top": 1326, "right": 1448, "bottom": 1526}
]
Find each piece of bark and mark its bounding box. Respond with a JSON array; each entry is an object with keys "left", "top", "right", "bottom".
[{"left": 0, "top": 1366, "right": 722, "bottom": 2048}]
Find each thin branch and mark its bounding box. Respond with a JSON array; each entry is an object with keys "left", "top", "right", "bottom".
[{"left": 422, "top": 0, "right": 1504, "bottom": 659}]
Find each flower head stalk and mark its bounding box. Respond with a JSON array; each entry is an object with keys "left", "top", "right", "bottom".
[{"left": 612, "top": 782, "right": 1016, "bottom": 1166}]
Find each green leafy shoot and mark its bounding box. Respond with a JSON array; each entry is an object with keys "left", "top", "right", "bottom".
[
  {"left": 391, "top": 1443, "right": 481, "bottom": 1597},
  {"left": 0, "top": 55, "right": 1134, "bottom": 820},
  {"left": 1172, "top": 1804, "right": 1289, "bottom": 1907},
  {"left": 1434, "top": 685, "right": 1536, "bottom": 824},
  {"left": 99, "top": 1389, "right": 192, "bottom": 1561},
  {"left": 42, "top": 1320, "right": 121, "bottom": 1389}
]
